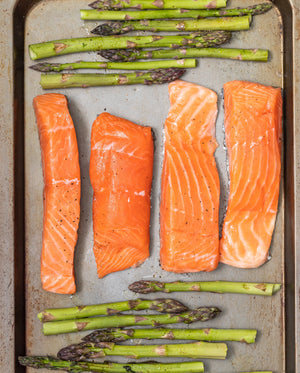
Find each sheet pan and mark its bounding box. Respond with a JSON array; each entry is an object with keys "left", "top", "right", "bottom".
[{"left": 0, "top": 0, "right": 299, "bottom": 371}]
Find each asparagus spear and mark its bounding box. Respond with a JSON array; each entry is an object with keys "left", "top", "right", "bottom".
[
  {"left": 81, "top": 4, "right": 273, "bottom": 20},
  {"left": 99, "top": 47, "right": 268, "bottom": 62},
  {"left": 57, "top": 341, "right": 227, "bottom": 361},
  {"left": 42, "top": 307, "right": 221, "bottom": 335},
  {"left": 30, "top": 59, "right": 196, "bottom": 72},
  {"left": 83, "top": 327, "right": 257, "bottom": 343},
  {"left": 28, "top": 31, "right": 231, "bottom": 60},
  {"left": 18, "top": 356, "right": 205, "bottom": 372},
  {"left": 129, "top": 280, "right": 281, "bottom": 296},
  {"left": 38, "top": 299, "right": 189, "bottom": 322},
  {"left": 39, "top": 69, "right": 185, "bottom": 89},
  {"left": 89, "top": 0, "right": 227, "bottom": 10},
  {"left": 92, "top": 16, "right": 251, "bottom": 35}
]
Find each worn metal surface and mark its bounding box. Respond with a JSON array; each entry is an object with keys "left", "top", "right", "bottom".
[
  {"left": 0, "top": 1, "right": 16, "bottom": 372},
  {"left": 1, "top": 0, "right": 299, "bottom": 371}
]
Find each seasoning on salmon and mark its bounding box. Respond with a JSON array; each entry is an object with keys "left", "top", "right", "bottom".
[
  {"left": 90, "top": 113, "right": 153, "bottom": 278},
  {"left": 220, "top": 80, "right": 282, "bottom": 268},
  {"left": 33, "top": 93, "right": 80, "bottom": 294},
  {"left": 160, "top": 80, "right": 220, "bottom": 273}
]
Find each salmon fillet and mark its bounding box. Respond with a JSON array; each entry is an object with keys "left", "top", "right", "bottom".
[
  {"left": 33, "top": 93, "right": 80, "bottom": 294},
  {"left": 90, "top": 113, "right": 153, "bottom": 278},
  {"left": 220, "top": 80, "right": 282, "bottom": 268},
  {"left": 160, "top": 80, "right": 220, "bottom": 272}
]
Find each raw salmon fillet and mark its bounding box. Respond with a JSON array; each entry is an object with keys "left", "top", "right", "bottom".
[
  {"left": 220, "top": 81, "right": 282, "bottom": 268},
  {"left": 33, "top": 94, "right": 80, "bottom": 294},
  {"left": 90, "top": 113, "right": 153, "bottom": 278},
  {"left": 160, "top": 80, "right": 220, "bottom": 272}
]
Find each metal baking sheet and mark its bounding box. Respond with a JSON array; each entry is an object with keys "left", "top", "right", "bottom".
[{"left": 1, "top": 0, "right": 299, "bottom": 371}]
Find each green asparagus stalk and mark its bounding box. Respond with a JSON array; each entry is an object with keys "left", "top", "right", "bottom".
[
  {"left": 28, "top": 31, "right": 231, "bottom": 60},
  {"left": 57, "top": 341, "right": 227, "bottom": 361},
  {"left": 129, "top": 280, "right": 281, "bottom": 296},
  {"left": 39, "top": 69, "right": 185, "bottom": 89},
  {"left": 83, "top": 327, "right": 257, "bottom": 343},
  {"left": 38, "top": 298, "right": 189, "bottom": 322},
  {"left": 42, "top": 307, "right": 221, "bottom": 335},
  {"left": 89, "top": 0, "right": 227, "bottom": 10},
  {"left": 18, "top": 356, "right": 205, "bottom": 372},
  {"left": 99, "top": 47, "right": 268, "bottom": 62},
  {"left": 92, "top": 16, "right": 251, "bottom": 35},
  {"left": 30, "top": 59, "right": 196, "bottom": 72},
  {"left": 81, "top": 4, "right": 273, "bottom": 20}
]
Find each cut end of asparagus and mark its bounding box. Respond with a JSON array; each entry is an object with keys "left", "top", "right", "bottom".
[
  {"left": 28, "top": 47, "right": 38, "bottom": 61},
  {"left": 99, "top": 48, "right": 142, "bottom": 62},
  {"left": 273, "top": 284, "right": 282, "bottom": 294},
  {"left": 92, "top": 21, "right": 133, "bottom": 35}
]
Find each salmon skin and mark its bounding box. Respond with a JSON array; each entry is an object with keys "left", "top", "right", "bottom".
[
  {"left": 90, "top": 113, "right": 153, "bottom": 278},
  {"left": 160, "top": 80, "right": 220, "bottom": 273},
  {"left": 220, "top": 81, "right": 282, "bottom": 268},
  {"left": 33, "top": 94, "right": 80, "bottom": 294}
]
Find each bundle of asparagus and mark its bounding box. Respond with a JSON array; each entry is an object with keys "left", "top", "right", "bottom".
[
  {"left": 42, "top": 306, "right": 221, "bottom": 335},
  {"left": 81, "top": 1, "right": 273, "bottom": 65},
  {"left": 38, "top": 298, "right": 188, "bottom": 322},
  {"left": 23, "top": 290, "right": 277, "bottom": 371},
  {"left": 28, "top": 0, "right": 274, "bottom": 88},
  {"left": 18, "top": 356, "right": 274, "bottom": 372},
  {"left": 28, "top": 31, "right": 231, "bottom": 60}
]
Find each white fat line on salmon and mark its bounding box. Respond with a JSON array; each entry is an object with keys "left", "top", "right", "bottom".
[
  {"left": 92, "top": 142, "right": 146, "bottom": 160},
  {"left": 41, "top": 241, "right": 68, "bottom": 273},
  {"left": 50, "top": 178, "right": 80, "bottom": 185},
  {"left": 169, "top": 87, "right": 196, "bottom": 127},
  {"left": 97, "top": 246, "right": 140, "bottom": 270},
  {"left": 44, "top": 223, "right": 75, "bottom": 252},
  {"left": 48, "top": 210, "right": 77, "bottom": 234},
  {"left": 39, "top": 124, "right": 74, "bottom": 134},
  {"left": 168, "top": 147, "right": 192, "bottom": 213},
  {"left": 134, "top": 190, "right": 146, "bottom": 196},
  {"left": 42, "top": 274, "right": 74, "bottom": 292},
  {"left": 101, "top": 131, "right": 129, "bottom": 139},
  {"left": 184, "top": 96, "right": 211, "bottom": 137},
  {"left": 249, "top": 216, "right": 267, "bottom": 259}
]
